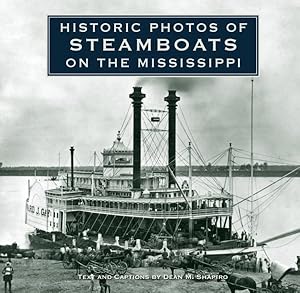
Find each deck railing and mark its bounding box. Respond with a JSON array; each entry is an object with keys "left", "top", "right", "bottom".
[{"left": 55, "top": 204, "right": 232, "bottom": 219}]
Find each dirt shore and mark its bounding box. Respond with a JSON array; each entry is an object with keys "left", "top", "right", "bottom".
[{"left": 1, "top": 259, "right": 299, "bottom": 292}]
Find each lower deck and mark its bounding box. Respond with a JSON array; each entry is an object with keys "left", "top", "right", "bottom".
[{"left": 65, "top": 211, "right": 232, "bottom": 245}]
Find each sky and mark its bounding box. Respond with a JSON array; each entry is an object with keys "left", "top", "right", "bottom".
[{"left": 0, "top": 0, "right": 299, "bottom": 166}]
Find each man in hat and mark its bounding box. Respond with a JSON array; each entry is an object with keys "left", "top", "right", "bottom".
[{"left": 2, "top": 262, "right": 14, "bottom": 292}]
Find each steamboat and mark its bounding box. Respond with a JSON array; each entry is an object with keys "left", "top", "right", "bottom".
[{"left": 25, "top": 87, "right": 258, "bottom": 258}]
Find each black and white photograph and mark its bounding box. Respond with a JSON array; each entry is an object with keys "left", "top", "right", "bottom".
[{"left": 0, "top": 1, "right": 299, "bottom": 292}]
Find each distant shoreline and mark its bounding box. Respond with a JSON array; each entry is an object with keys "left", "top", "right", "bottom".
[{"left": 1, "top": 165, "right": 300, "bottom": 177}]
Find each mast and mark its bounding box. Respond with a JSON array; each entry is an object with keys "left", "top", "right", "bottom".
[
  {"left": 188, "top": 142, "right": 193, "bottom": 237},
  {"left": 228, "top": 142, "right": 233, "bottom": 239},
  {"left": 228, "top": 142, "right": 233, "bottom": 195},
  {"left": 250, "top": 78, "right": 254, "bottom": 242},
  {"left": 70, "top": 146, "right": 74, "bottom": 190},
  {"left": 188, "top": 142, "right": 192, "bottom": 198},
  {"left": 91, "top": 151, "right": 96, "bottom": 196},
  {"left": 58, "top": 152, "right": 61, "bottom": 172}
]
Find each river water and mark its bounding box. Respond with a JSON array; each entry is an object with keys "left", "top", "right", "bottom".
[{"left": 0, "top": 176, "right": 299, "bottom": 268}]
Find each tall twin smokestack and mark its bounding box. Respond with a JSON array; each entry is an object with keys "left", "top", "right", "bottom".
[
  {"left": 165, "top": 90, "right": 180, "bottom": 187},
  {"left": 130, "top": 87, "right": 145, "bottom": 190},
  {"left": 130, "top": 87, "right": 180, "bottom": 189}
]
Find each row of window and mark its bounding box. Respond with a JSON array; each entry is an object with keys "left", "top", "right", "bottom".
[{"left": 49, "top": 221, "right": 59, "bottom": 228}]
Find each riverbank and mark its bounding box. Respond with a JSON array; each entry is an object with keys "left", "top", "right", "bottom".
[
  {"left": 1, "top": 165, "right": 300, "bottom": 177},
  {"left": 4, "top": 259, "right": 300, "bottom": 292}
]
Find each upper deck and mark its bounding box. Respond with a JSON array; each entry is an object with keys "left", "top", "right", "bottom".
[{"left": 45, "top": 187, "right": 232, "bottom": 219}]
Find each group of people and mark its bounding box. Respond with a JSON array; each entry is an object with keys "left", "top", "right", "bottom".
[
  {"left": 232, "top": 231, "right": 251, "bottom": 242},
  {"left": 233, "top": 254, "right": 271, "bottom": 273}
]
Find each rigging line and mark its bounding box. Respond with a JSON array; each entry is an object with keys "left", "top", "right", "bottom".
[
  {"left": 184, "top": 144, "right": 222, "bottom": 189},
  {"left": 234, "top": 155, "right": 296, "bottom": 166},
  {"left": 141, "top": 117, "right": 167, "bottom": 167},
  {"left": 255, "top": 178, "right": 293, "bottom": 215},
  {"left": 74, "top": 155, "right": 81, "bottom": 167},
  {"left": 238, "top": 206, "right": 245, "bottom": 231},
  {"left": 120, "top": 113, "right": 133, "bottom": 137},
  {"left": 142, "top": 132, "right": 165, "bottom": 168},
  {"left": 142, "top": 122, "right": 182, "bottom": 175},
  {"left": 233, "top": 148, "right": 300, "bottom": 165},
  {"left": 190, "top": 148, "right": 223, "bottom": 185},
  {"left": 262, "top": 246, "right": 271, "bottom": 262},
  {"left": 151, "top": 143, "right": 168, "bottom": 169},
  {"left": 174, "top": 151, "right": 219, "bottom": 191},
  {"left": 249, "top": 180, "right": 292, "bottom": 219},
  {"left": 141, "top": 122, "right": 158, "bottom": 163},
  {"left": 174, "top": 171, "right": 217, "bottom": 192},
  {"left": 233, "top": 166, "right": 300, "bottom": 207},
  {"left": 232, "top": 176, "right": 292, "bottom": 209},
  {"left": 211, "top": 151, "right": 227, "bottom": 166},
  {"left": 178, "top": 105, "right": 206, "bottom": 164},
  {"left": 190, "top": 150, "right": 224, "bottom": 191},
  {"left": 206, "top": 149, "right": 230, "bottom": 163},
  {"left": 223, "top": 176, "right": 227, "bottom": 191},
  {"left": 141, "top": 135, "right": 155, "bottom": 167},
  {"left": 125, "top": 134, "right": 133, "bottom": 150},
  {"left": 186, "top": 178, "right": 220, "bottom": 194},
  {"left": 189, "top": 176, "right": 222, "bottom": 194},
  {"left": 177, "top": 114, "right": 206, "bottom": 165},
  {"left": 85, "top": 153, "right": 93, "bottom": 167},
  {"left": 144, "top": 120, "right": 168, "bottom": 165},
  {"left": 267, "top": 233, "right": 300, "bottom": 249},
  {"left": 232, "top": 177, "right": 293, "bottom": 226},
  {"left": 185, "top": 174, "right": 220, "bottom": 192},
  {"left": 252, "top": 177, "right": 294, "bottom": 203},
  {"left": 143, "top": 138, "right": 166, "bottom": 171},
  {"left": 141, "top": 115, "right": 170, "bottom": 167},
  {"left": 151, "top": 138, "right": 168, "bottom": 169},
  {"left": 119, "top": 104, "right": 131, "bottom": 133},
  {"left": 239, "top": 178, "right": 292, "bottom": 225},
  {"left": 142, "top": 126, "right": 165, "bottom": 164}
]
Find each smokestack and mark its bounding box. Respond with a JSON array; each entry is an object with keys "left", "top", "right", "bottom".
[
  {"left": 129, "top": 87, "right": 145, "bottom": 190},
  {"left": 164, "top": 90, "right": 180, "bottom": 187},
  {"left": 70, "top": 146, "right": 74, "bottom": 190}
]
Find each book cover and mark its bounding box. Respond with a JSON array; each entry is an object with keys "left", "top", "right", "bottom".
[{"left": 0, "top": 1, "right": 299, "bottom": 292}]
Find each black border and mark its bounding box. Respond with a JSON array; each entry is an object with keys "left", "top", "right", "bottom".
[{"left": 47, "top": 15, "right": 259, "bottom": 77}]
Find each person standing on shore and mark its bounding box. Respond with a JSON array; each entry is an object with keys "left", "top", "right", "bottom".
[
  {"left": 258, "top": 258, "right": 263, "bottom": 273},
  {"left": 86, "top": 265, "right": 95, "bottom": 293},
  {"left": 265, "top": 258, "right": 271, "bottom": 273},
  {"left": 162, "top": 248, "right": 168, "bottom": 269},
  {"left": 2, "top": 262, "right": 14, "bottom": 293},
  {"left": 296, "top": 256, "right": 300, "bottom": 271}
]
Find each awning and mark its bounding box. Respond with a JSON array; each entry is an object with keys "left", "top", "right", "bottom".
[{"left": 270, "top": 261, "right": 293, "bottom": 281}]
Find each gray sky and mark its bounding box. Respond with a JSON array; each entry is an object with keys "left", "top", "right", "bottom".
[{"left": 0, "top": 0, "right": 299, "bottom": 166}]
